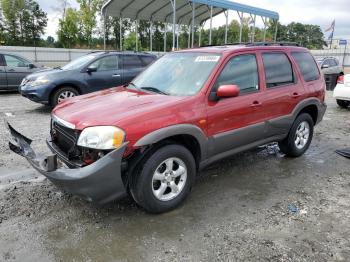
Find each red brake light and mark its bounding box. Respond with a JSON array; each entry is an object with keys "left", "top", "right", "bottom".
[{"left": 337, "top": 75, "right": 344, "bottom": 84}]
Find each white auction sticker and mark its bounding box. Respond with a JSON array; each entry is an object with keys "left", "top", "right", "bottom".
[{"left": 195, "top": 56, "right": 220, "bottom": 62}]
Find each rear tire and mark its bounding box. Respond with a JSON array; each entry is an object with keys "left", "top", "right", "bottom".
[
  {"left": 130, "top": 144, "right": 196, "bottom": 214},
  {"left": 278, "top": 113, "right": 314, "bottom": 157},
  {"left": 51, "top": 86, "right": 79, "bottom": 107},
  {"left": 336, "top": 99, "right": 350, "bottom": 108}
]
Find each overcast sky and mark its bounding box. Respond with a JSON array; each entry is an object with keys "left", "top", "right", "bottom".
[{"left": 38, "top": 0, "right": 350, "bottom": 39}]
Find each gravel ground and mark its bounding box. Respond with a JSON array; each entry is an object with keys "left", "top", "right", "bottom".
[{"left": 0, "top": 92, "right": 350, "bottom": 261}]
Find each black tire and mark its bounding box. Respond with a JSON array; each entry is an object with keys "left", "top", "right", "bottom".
[
  {"left": 336, "top": 99, "right": 350, "bottom": 108},
  {"left": 278, "top": 113, "right": 314, "bottom": 157},
  {"left": 51, "top": 86, "right": 79, "bottom": 107},
  {"left": 130, "top": 144, "right": 196, "bottom": 214}
]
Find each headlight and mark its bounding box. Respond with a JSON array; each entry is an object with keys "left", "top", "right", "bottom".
[
  {"left": 77, "top": 126, "right": 125, "bottom": 150},
  {"left": 29, "top": 77, "right": 50, "bottom": 87}
]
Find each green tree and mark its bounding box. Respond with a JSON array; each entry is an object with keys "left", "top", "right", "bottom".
[
  {"left": 45, "top": 35, "right": 55, "bottom": 47},
  {"left": 123, "top": 31, "right": 142, "bottom": 51},
  {"left": 77, "top": 0, "right": 101, "bottom": 47},
  {"left": 267, "top": 21, "right": 325, "bottom": 49},
  {"left": 0, "top": 0, "right": 47, "bottom": 46},
  {"left": 57, "top": 7, "right": 79, "bottom": 48},
  {"left": 25, "top": 0, "right": 47, "bottom": 46}
]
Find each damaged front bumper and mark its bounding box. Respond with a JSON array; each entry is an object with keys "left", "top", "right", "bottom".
[{"left": 7, "top": 122, "right": 128, "bottom": 204}]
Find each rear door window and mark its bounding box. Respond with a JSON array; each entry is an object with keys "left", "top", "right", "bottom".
[
  {"left": 292, "top": 52, "right": 320, "bottom": 82},
  {"left": 123, "top": 55, "right": 143, "bottom": 69},
  {"left": 262, "top": 53, "right": 294, "bottom": 88}
]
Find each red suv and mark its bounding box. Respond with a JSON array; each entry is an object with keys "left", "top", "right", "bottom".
[{"left": 8, "top": 43, "right": 326, "bottom": 213}]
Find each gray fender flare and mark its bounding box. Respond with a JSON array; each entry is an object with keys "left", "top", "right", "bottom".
[
  {"left": 134, "top": 124, "right": 208, "bottom": 160},
  {"left": 291, "top": 98, "right": 325, "bottom": 124}
]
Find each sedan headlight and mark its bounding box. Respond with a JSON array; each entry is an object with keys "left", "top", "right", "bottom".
[
  {"left": 29, "top": 77, "right": 50, "bottom": 87},
  {"left": 77, "top": 126, "right": 125, "bottom": 150}
]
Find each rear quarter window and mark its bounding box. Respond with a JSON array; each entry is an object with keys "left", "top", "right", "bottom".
[
  {"left": 292, "top": 52, "right": 320, "bottom": 82},
  {"left": 140, "top": 56, "right": 156, "bottom": 66}
]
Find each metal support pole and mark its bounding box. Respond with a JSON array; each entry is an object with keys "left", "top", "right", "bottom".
[
  {"left": 119, "top": 17, "right": 123, "bottom": 50},
  {"left": 164, "top": 23, "right": 167, "bottom": 52},
  {"left": 188, "top": 25, "right": 191, "bottom": 48},
  {"left": 238, "top": 11, "right": 243, "bottom": 43},
  {"left": 176, "top": 24, "right": 179, "bottom": 49},
  {"left": 191, "top": 2, "right": 195, "bottom": 47},
  {"left": 209, "top": 6, "right": 213, "bottom": 45},
  {"left": 274, "top": 19, "right": 278, "bottom": 42},
  {"left": 135, "top": 19, "right": 139, "bottom": 51},
  {"left": 262, "top": 17, "right": 267, "bottom": 42},
  {"left": 171, "top": 0, "right": 176, "bottom": 51},
  {"left": 150, "top": 21, "right": 153, "bottom": 51},
  {"left": 199, "top": 26, "right": 202, "bottom": 47},
  {"left": 103, "top": 12, "right": 106, "bottom": 50},
  {"left": 224, "top": 10, "right": 228, "bottom": 44},
  {"left": 250, "top": 14, "right": 256, "bottom": 43}
]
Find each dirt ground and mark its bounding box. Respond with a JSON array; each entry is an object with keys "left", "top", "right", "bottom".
[{"left": 0, "top": 92, "right": 350, "bottom": 262}]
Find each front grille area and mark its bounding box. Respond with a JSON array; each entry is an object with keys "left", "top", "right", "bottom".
[{"left": 51, "top": 119, "right": 81, "bottom": 160}]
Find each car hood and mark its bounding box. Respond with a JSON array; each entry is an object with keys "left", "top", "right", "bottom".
[
  {"left": 26, "top": 68, "right": 71, "bottom": 80},
  {"left": 53, "top": 87, "right": 188, "bottom": 130}
]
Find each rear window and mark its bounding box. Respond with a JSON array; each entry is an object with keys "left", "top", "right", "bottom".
[
  {"left": 262, "top": 53, "right": 294, "bottom": 88},
  {"left": 140, "top": 56, "right": 156, "bottom": 66},
  {"left": 123, "top": 55, "right": 143, "bottom": 69},
  {"left": 292, "top": 52, "right": 320, "bottom": 82}
]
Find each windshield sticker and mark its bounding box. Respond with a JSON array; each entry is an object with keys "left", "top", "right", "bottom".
[{"left": 195, "top": 56, "right": 220, "bottom": 62}]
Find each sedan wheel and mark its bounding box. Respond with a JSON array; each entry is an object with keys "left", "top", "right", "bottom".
[
  {"left": 51, "top": 87, "right": 79, "bottom": 107},
  {"left": 57, "top": 90, "right": 76, "bottom": 103}
]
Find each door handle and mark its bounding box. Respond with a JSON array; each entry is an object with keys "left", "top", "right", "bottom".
[
  {"left": 112, "top": 74, "right": 121, "bottom": 77},
  {"left": 251, "top": 101, "right": 262, "bottom": 107},
  {"left": 8, "top": 69, "right": 15, "bottom": 72},
  {"left": 291, "top": 92, "right": 301, "bottom": 98}
]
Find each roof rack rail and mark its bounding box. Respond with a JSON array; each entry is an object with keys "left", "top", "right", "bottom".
[
  {"left": 246, "top": 42, "right": 300, "bottom": 47},
  {"left": 201, "top": 42, "right": 301, "bottom": 48},
  {"left": 202, "top": 42, "right": 247, "bottom": 47}
]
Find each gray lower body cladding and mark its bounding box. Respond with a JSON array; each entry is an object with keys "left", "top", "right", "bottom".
[{"left": 7, "top": 122, "right": 127, "bottom": 204}]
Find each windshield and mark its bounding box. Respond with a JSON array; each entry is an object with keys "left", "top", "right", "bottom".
[
  {"left": 62, "top": 54, "right": 98, "bottom": 70},
  {"left": 130, "top": 52, "right": 221, "bottom": 96}
]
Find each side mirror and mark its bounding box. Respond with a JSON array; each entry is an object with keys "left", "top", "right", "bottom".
[
  {"left": 217, "top": 85, "right": 240, "bottom": 98},
  {"left": 86, "top": 67, "right": 97, "bottom": 73},
  {"left": 28, "top": 63, "right": 35, "bottom": 69},
  {"left": 321, "top": 64, "right": 329, "bottom": 69}
]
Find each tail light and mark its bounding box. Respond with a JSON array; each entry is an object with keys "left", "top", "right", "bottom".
[{"left": 337, "top": 75, "right": 344, "bottom": 84}]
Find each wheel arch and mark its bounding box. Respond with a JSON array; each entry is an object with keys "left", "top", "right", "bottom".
[
  {"left": 49, "top": 83, "right": 83, "bottom": 104},
  {"left": 293, "top": 98, "right": 323, "bottom": 125},
  {"left": 134, "top": 124, "right": 208, "bottom": 169}
]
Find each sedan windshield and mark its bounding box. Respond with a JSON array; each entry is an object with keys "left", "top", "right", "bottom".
[
  {"left": 130, "top": 52, "right": 221, "bottom": 96},
  {"left": 62, "top": 54, "right": 98, "bottom": 70}
]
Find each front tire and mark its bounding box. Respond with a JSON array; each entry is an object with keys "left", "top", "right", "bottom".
[
  {"left": 130, "top": 144, "right": 196, "bottom": 213},
  {"left": 279, "top": 113, "right": 314, "bottom": 157},
  {"left": 51, "top": 86, "right": 79, "bottom": 107},
  {"left": 336, "top": 99, "right": 350, "bottom": 108}
]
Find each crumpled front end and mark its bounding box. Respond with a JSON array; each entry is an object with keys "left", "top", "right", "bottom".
[{"left": 7, "top": 122, "right": 127, "bottom": 204}]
